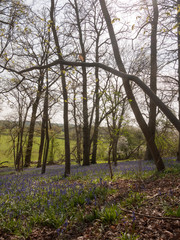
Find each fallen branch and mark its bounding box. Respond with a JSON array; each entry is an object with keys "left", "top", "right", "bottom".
[{"left": 146, "top": 186, "right": 180, "bottom": 201}]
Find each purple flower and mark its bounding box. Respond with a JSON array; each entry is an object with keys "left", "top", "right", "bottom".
[
  {"left": 132, "top": 211, "right": 136, "bottom": 222},
  {"left": 56, "top": 228, "right": 60, "bottom": 235}
]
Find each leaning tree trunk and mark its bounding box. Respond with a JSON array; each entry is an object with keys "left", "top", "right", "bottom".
[
  {"left": 99, "top": 0, "right": 165, "bottom": 171},
  {"left": 144, "top": 0, "right": 158, "bottom": 161}
]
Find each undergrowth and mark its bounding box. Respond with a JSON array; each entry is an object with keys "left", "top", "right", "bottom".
[{"left": 0, "top": 160, "right": 179, "bottom": 239}]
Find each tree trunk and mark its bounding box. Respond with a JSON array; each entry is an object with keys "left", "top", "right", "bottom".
[
  {"left": 99, "top": 0, "right": 165, "bottom": 171},
  {"left": 112, "top": 138, "right": 118, "bottom": 166},
  {"left": 24, "top": 73, "right": 44, "bottom": 167},
  {"left": 41, "top": 84, "right": 49, "bottom": 174},
  {"left": 112, "top": 111, "right": 117, "bottom": 165},
  {"left": 73, "top": 0, "right": 90, "bottom": 166},
  {"left": 37, "top": 108, "right": 46, "bottom": 168},
  {"left": 50, "top": 0, "right": 71, "bottom": 176},
  {"left": 15, "top": 101, "right": 29, "bottom": 171},
  {"left": 72, "top": 89, "right": 82, "bottom": 164},
  {"left": 144, "top": 0, "right": 158, "bottom": 161},
  {"left": 91, "top": 35, "right": 100, "bottom": 164},
  {"left": 82, "top": 65, "right": 90, "bottom": 166},
  {"left": 177, "top": 0, "right": 180, "bottom": 162},
  {"left": 76, "top": 125, "right": 82, "bottom": 165}
]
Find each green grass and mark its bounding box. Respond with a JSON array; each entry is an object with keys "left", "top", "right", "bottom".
[
  {"left": 0, "top": 133, "right": 77, "bottom": 168},
  {"left": 0, "top": 131, "right": 109, "bottom": 169},
  {"left": 0, "top": 134, "right": 12, "bottom": 166}
]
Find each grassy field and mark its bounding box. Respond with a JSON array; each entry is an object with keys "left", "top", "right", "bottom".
[
  {"left": 0, "top": 131, "right": 109, "bottom": 169},
  {"left": 0, "top": 134, "right": 12, "bottom": 165},
  {"left": 0, "top": 133, "right": 78, "bottom": 168}
]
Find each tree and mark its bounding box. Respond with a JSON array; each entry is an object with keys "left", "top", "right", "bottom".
[
  {"left": 100, "top": 0, "right": 165, "bottom": 171},
  {"left": 24, "top": 70, "right": 45, "bottom": 167},
  {"left": 103, "top": 75, "right": 127, "bottom": 165},
  {"left": 70, "top": 79, "right": 83, "bottom": 165},
  {"left": 177, "top": 0, "right": 180, "bottom": 161},
  {"left": 144, "top": 0, "right": 159, "bottom": 161},
  {"left": 41, "top": 68, "right": 49, "bottom": 174},
  {"left": 63, "top": 0, "right": 106, "bottom": 166},
  {"left": 3, "top": 0, "right": 180, "bottom": 173},
  {"left": 23, "top": 10, "right": 53, "bottom": 167},
  {"left": 68, "top": 0, "right": 91, "bottom": 166},
  {"left": 50, "top": 0, "right": 71, "bottom": 176},
  {"left": 0, "top": 0, "right": 28, "bottom": 59},
  {"left": 6, "top": 84, "right": 31, "bottom": 171},
  {"left": 90, "top": 1, "right": 108, "bottom": 164}
]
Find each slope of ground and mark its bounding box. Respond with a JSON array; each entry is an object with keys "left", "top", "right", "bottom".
[{"left": 0, "top": 160, "right": 180, "bottom": 240}]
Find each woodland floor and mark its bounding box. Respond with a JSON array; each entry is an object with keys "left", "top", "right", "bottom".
[
  {"left": 0, "top": 167, "right": 180, "bottom": 240},
  {"left": 61, "top": 174, "right": 180, "bottom": 240}
]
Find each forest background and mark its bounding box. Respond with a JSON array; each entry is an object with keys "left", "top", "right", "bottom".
[{"left": 0, "top": 0, "right": 180, "bottom": 176}]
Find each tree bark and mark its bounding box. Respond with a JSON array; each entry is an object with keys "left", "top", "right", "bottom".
[
  {"left": 15, "top": 98, "right": 30, "bottom": 171},
  {"left": 73, "top": 0, "right": 90, "bottom": 166},
  {"left": 50, "top": 0, "right": 71, "bottom": 176},
  {"left": 37, "top": 111, "right": 45, "bottom": 168},
  {"left": 91, "top": 34, "right": 100, "bottom": 164},
  {"left": 41, "top": 82, "right": 49, "bottom": 174},
  {"left": 72, "top": 88, "right": 82, "bottom": 165},
  {"left": 24, "top": 72, "right": 44, "bottom": 167},
  {"left": 112, "top": 99, "right": 126, "bottom": 165},
  {"left": 144, "top": 0, "right": 158, "bottom": 160},
  {"left": 177, "top": 0, "right": 180, "bottom": 162}
]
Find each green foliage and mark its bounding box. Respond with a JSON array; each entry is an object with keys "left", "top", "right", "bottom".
[
  {"left": 122, "top": 126, "right": 144, "bottom": 148},
  {"left": 82, "top": 204, "right": 122, "bottom": 224},
  {"left": 154, "top": 163, "right": 180, "bottom": 178},
  {"left": 96, "top": 138, "right": 109, "bottom": 161},
  {"left": 100, "top": 204, "right": 122, "bottom": 224},
  {"left": 164, "top": 165, "right": 180, "bottom": 175},
  {"left": 82, "top": 208, "right": 101, "bottom": 223},
  {"left": 121, "top": 191, "right": 145, "bottom": 209},
  {"left": 155, "top": 133, "right": 177, "bottom": 158},
  {"left": 119, "top": 126, "right": 145, "bottom": 159},
  {"left": 165, "top": 205, "right": 180, "bottom": 217},
  {"left": 118, "top": 232, "right": 139, "bottom": 240}
]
